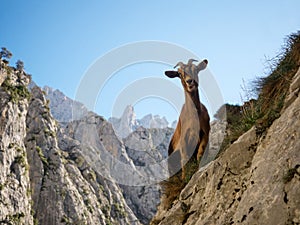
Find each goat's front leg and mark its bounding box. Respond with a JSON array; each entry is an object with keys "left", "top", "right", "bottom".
[
  {"left": 180, "top": 130, "right": 199, "bottom": 181},
  {"left": 180, "top": 148, "right": 188, "bottom": 180}
]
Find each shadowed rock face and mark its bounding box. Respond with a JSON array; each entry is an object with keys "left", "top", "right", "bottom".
[{"left": 151, "top": 67, "right": 300, "bottom": 225}]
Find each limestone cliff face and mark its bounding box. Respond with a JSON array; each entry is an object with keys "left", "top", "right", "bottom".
[
  {"left": 0, "top": 66, "right": 33, "bottom": 224},
  {"left": 151, "top": 67, "right": 300, "bottom": 225},
  {"left": 0, "top": 63, "right": 140, "bottom": 225}
]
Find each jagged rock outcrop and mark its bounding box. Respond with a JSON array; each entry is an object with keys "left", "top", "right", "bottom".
[
  {"left": 151, "top": 67, "right": 300, "bottom": 225},
  {"left": 42, "top": 85, "right": 172, "bottom": 137},
  {"left": 23, "top": 81, "right": 176, "bottom": 224},
  {"left": 109, "top": 105, "right": 138, "bottom": 138},
  {"left": 43, "top": 86, "right": 89, "bottom": 123}
]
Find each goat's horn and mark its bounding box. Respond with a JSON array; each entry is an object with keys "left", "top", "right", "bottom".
[
  {"left": 187, "top": 59, "right": 198, "bottom": 65},
  {"left": 196, "top": 59, "right": 208, "bottom": 72},
  {"left": 174, "top": 61, "right": 184, "bottom": 69}
]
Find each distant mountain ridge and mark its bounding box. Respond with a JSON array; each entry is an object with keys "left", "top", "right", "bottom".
[
  {"left": 109, "top": 105, "right": 173, "bottom": 138},
  {"left": 43, "top": 87, "right": 175, "bottom": 138}
]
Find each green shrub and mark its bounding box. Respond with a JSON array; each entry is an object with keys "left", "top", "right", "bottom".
[
  {"left": 2, "top": 76, "right": 31, "bottom": 103},
  {"left": 0, "top": 47, "right": 12, "bottom": 60}
]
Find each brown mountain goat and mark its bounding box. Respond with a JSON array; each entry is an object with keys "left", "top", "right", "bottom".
[{"left": 165, "top": 59, "right": 210, "bottom": 180}]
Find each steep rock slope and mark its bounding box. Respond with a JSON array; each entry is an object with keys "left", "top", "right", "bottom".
[{"left": 151, "top": 67, "right": 300, "bottom": 225}]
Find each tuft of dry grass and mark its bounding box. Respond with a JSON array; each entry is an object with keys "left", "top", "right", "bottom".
[
  {"left": 217, "top": 31, "right": 300, "bottom": 155},
  {"left": 254, "top": 31, "right": 300, "bottom": 132},
  {"left": 160, "top": 157, "right": 199, "bottom": 210}
]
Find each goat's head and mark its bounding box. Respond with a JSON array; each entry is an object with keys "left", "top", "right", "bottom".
[{"left": 165, "top": 59, "right": 208, "bottom": 93}]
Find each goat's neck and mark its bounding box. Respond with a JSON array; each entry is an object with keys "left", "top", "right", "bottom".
[{"left": 184, "top": 89, "right": 201, "bottom": 112}]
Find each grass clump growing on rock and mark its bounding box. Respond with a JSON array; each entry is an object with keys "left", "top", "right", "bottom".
[
  {"left": 36, "top": 146, "right": 49, "bottom": 166},
  {"left": 217, "top": 31, "right": 300, "bottom": 154}
]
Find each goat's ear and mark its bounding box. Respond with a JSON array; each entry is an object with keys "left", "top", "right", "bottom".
[
  {"left": 165, "top": 71, "right": 180, "bottom": 78},
  {"left": 197, "top": 59, "right": 208, "bottom": 72}
]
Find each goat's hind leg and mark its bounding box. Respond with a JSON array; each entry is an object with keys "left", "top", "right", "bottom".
[
  {"left": 168, "top": 149, "right": 181, "bottom": 177},
  {"left": 197, "top": 134, "right": 209, "bottom": 162}
]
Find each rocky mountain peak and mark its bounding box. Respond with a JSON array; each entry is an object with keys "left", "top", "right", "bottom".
[
  {"left": 109, "top": 105, "right": 172, "bottom": 138},
  {"left": 43, "top": 85, "right": 89, "bottom": 123},
  {"left": 116, "top": 105, "right": 138, "bottom": 138}
]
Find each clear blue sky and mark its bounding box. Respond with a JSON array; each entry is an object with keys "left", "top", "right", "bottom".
[{"left": 1, "top": 1, "right": 299, "bottom": 122}]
